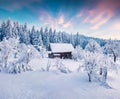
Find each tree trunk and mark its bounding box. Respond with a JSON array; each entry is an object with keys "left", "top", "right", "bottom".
[
  {"left": 88, "top": 73, "right": 91, "bottom": 82},
  {"left": 102, "top": 67, "right": 107, "bottom": 84},
  {"left": 114, "top": 55, "right": 116, "bottom": 62},
  {"left": 100, "top": 68, "right": 102, "bottom": 75},
  {"left": 110, "top": 48, "right": 116, "bottom": 62},
  {"left": 4, "top": 55, "right": 8, "bottom": 68}
]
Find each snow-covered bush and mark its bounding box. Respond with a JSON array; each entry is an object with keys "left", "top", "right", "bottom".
[
  {"left": 72, "top": 45, "right": 85, "bottom": 61},
  {"left": 73, "top": 39, "right": 103, "bottom": 61},
  {"left": 51, "top": 58, "right": 71, "bottom": 73},
  {"left": 103, "top": 40, "right": 120, "bottom": 62},
  {"left": 83, "top": 52, "right": 102, "bottom": 82},
  {"left": 0, "top": 38, "right": 40, "bottom": 74},
  {"left": 39, "top": 46, "right": 48, "bottom": 58},
  {"left": 58, "top": 60, "right": 71, "bottom": 73},
  {"left": 85, "top": 39, "right": 103, "bottom": 53},
  {"left": 27, "top": 45, "right": 41, "bottom": 59},
  {"left": 72, "top": 39, "right": 117, "bottom": 83},
  {"left": 83, "top": 50, "right": 115, "bottom": 83}
]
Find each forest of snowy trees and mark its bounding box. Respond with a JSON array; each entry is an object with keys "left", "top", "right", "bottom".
[
  {"left": 0, "top": 19, "right": 120, "bottom": 81},
  {"left": 0, "top": 19, "right": 107, "bottom": 50}
]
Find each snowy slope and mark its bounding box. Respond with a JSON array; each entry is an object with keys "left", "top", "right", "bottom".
[
  {"left": 0, "top": 58, "right": 120, "bottom": 99},
  {"left": 0, "top": 59, "right": 120, "bottom": 99}
]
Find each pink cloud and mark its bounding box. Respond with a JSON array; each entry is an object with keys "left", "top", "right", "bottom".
[
  {"left": 91, "top": 14, "right": 113, "bottom": 30},
  {"left": 89, "top": 12, "right": 105, "bottom": 24},
  {"left": 76, "top": 11, "right": 83, "bottom": 17},
  {"left": 58, "top": 15, "right": 64, "bottom": 25},
  {"left": 78, "top": 0, "right": 120, "bottom": 30},
  {"left": 39, "top": 10, "right": 57, "bottom": 28},
  {"left": 83, "top": 15, "right": 90, "bottom": 23},
  {"left": 63, "top": 21, "right": 72, "bottom": 28},
  {"left": 39, "top": 10, "right": 72, "bottom": 29},
  {"left": 112, "top": 20, "right": 120, "bottom": 29}
]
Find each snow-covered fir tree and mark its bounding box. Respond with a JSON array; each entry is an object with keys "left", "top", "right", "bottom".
[
  {"left": 22, "top": 23, "right": 30, "bottom": 44},
  {"left": 74, "top": 32, "right": 80, "bottom": 46},
  {"left": 49, "top": 28, "right": 53, "bottom": 43},
  {"left": 0, "top": 21, "right": 6, "bottom": 40},
  {"left": 44, "top": 27, "right": 50, "bottom": 50},
  {"left": 52, "top": 29, "right": 58, "bottom": 43},
  {"left": 70, "top": 33, "right": 75, "bottom": 47},
  {"left": 57, "top": 31, "right": 63, "bottom": 43},
  {"left": 12, "top": 22, "right": 19, "bottom": 38},
  {"left": 5, "top": 19, "right": 13, "bottom": 39},
  {"left": 30, "top": 26, "right": 36, "bottom": 45}
]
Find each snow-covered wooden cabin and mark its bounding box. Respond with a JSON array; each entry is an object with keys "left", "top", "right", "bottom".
[{"left": 48, "top": 43, "right": 74, "bottom": 59}]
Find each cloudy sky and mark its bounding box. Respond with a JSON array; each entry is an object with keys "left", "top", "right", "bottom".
[{"left": 0, "top": 0, "right": 120, "bottom": 39}]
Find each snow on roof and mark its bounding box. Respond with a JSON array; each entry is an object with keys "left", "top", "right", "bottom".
[{"left": 50, "top": 43, "right": 74, "bottom": 53}]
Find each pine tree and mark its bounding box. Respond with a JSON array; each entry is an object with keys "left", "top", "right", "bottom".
[
  {"left": 45, "top": 28, "right": 50, "bottom": 50},
  {"left": 62, "top": 32, "right": 69, "bottom": 43},
  {"left": 70, "top": 33, "right": 75, "bottom": 47},
  {"left": 40, "top": 27, "right": 44, "bottom": 41},
  {"left": 0, "top": 27, "right": 2, "bottom": 41},
  {"left": 20, "top": 23, "right": 30, "bottom": 44},
  {"left": 5, "top": 19, "right": 13, "bottom": 39},
  {"left": 18, "top": 25, "right": 23, "bottom": 43},
  {"left": 49, "top": 28, "right": 53, "bottom": 43},
  {"left": 41, "top": 27, "right": 49, "bottom": 49},
  {"left": 30, "top": 26, "right": 36, "bottom": 45},
  {"left": 52, "top": 29, "right": 58, "bottom": 43},
  {"left": 37, "top": 30, "right": 43, "bottom": 47},
  {"left": 35, "top": 30, "right": 43, "bottom": 50},
  {"left": 12, "top": 22, "right": 19, "bottom": 38},
  {"left": 0, "top": 21, "right": 6, "bottom": 40},
  {"left": 75, "top": 32, "right": 79, "bottom": 46},
  {"left": 57, "top": 31, "right": 63, "bottom": 43}
]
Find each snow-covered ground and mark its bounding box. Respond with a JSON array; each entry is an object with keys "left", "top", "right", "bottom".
[
  {"left": 0, "top": 58, "right": 120, "bottom": 99},
  {"left": 28, "top": 58, "right": 82, "bottom": 72}
]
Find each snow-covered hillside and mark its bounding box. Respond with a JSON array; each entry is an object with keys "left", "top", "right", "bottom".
[
  {"left": 0, "top": 69, "right": 120, "bottom": 99},
  {"left": 0, "top": 36, "right": 120, "bottom": 99},
  {"left": 0, "top": 58, "right": 120, "bottom": 99}
]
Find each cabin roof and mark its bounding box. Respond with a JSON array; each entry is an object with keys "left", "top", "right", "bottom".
[{"left": 49, "top": 43, "right": 74, "bottom": 53}]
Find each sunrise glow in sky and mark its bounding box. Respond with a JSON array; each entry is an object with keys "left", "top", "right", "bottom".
[{"left": 0, "top": 0, "right": 120, "bottom": 39}]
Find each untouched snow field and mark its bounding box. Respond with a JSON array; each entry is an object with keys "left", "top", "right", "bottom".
[{"left": 0, "top": 59, "right": 120, "bottom": 99}]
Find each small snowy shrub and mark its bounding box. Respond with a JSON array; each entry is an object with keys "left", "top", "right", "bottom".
[
  {"left": 58, "top": 63, "right": 71, "bottom": 73},
  {"left": 53, "top": 58, "right": 71, "bottom": 73}
]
